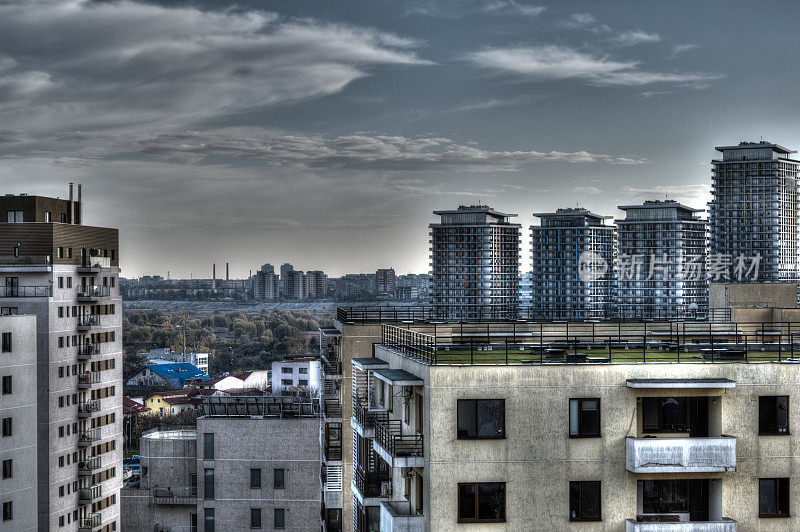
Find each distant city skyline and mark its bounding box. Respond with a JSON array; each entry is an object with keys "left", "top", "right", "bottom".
[{"left": 3, "top": 0, "right": 800, "bottom": 278}]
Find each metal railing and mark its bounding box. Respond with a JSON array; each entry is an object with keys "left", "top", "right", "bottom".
[
  {"left": 325, "top": 441, "right": 343, "bottom": 461},
  {"left": 78, "top": 457, "right": 102, "bottom": 473},
  {"left": 80, "top": 256, "right": 111, "bottom": 269},
  {"left": 353, "top": 402, "right": 388, "bottom": 430},
  {"left": 325, "top": 464, "right": 343, "bottom": 491},
  {"left": 77, "top": 371, "right": 101, "bottom": 387},
  {"left": 375, "top": 419, "right": 423, "bottom": 457},
  {"left": 152, "top": 486, "right": 197, "bottom": 499},
  {"left": 381, "top": 321, "right": 800, "bottom": 365},
  {"left": 79, "top": 484, "right": 102, "bottom": 502},
  {"left": 78, "top": 344, "right": 97, "bottom": 359},
  {"left": 353, "top": 469, "right": 389, "bottom": 498},
  {"left": 0, "top": 255, "right": 51, "bottom": 266},
  {"left": 77, "top": 314, "right": 101, "bottom": 328},
  {"left": 337, "top": 305, "right": 717, "bottom": 324},
  {"left": 78, "top": 285, "right": 111, "bottom": 298},
  {"left": 0, "top": 285, "right": 52, "bottom": 297},
  {"left": 79, "top": 513, "right": 101, "bottom": 529},
  {"left": 78, "top": 428, "right": 100, "bottom": 445},
  {"left": 324, "top": 399, "right": 342, "bottom": 419},
  {"left": 78, "top": 400, "right": 101, "bottom": 415}
]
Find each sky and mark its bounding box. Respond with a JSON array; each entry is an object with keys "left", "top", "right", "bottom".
[{"left": 2, "top": 0, "right": 800, "bottom": 278}]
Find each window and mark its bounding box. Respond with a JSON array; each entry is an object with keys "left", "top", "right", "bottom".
[
  {"left": 282, "top": 367, "right": 293, "bottom": 374},
  {"left": 299, "top": 367, "right": 308, "bottom": 374},
  {"left": 1, "top": 418, "right": 11, "bottom": 437},
  {"left": 203, "top": 469, "right": 214, "bottom": 500},
  {"left": 299, "top": 379, "right": 308, "bottom": 386},
  {"left": 6, "top": 210, "right": 22, "bottom": 223},
  {"left": 1, "top": 376, "right": 10, "bottom": 395},
  {"left": 274, "top": 509, "right": 285, "bottom": 529},
  {"left": 643, "top": 480, "right": 689, "bottom": 514},
  {"left": 273, "top": 468, "right": 285, "bottom": 489},
  {"left": 67, "top": 278, "right": 72, "bottom": 288},
  {"left": 45, "top": 212, "right": 51, "bottom": 223},
  {"left": 569, "top": 398, "right": 600, "bottom": 437},
  {"left": 1, "top": 333, "right": 10, "bottom": 353},
  {"left": 281, "top": 379, "right": 292, "bottom": 386},
  {"left": 203, "top": 433, "right": 214, "bottom": 459},
  {"left": 760, "top": 478, "right": 790, "bottom": 518},
  {"left": 204, "top": 508, "right": 214, "bottom": 532},
  {"left": 58, "top": 277, "right": 64, "bottom": 289},
  {"left": 1, "top": 459, "right": 11, "bottom": 479},
  {"left": 569, "top": 481, "right": 600, "bottom": 521},
  {"left": 759, "top": 396, "right": 789, "bottom": 435},
  {"left": 250, "top": 468, "right": 261, "bottom": 489},
  {"left": 458, "top": 482, "right": 505, "bottom": 522},
  {"left": 457, "top": 399, "right": 505, "bottom": 439},
  {"left": 250, "top": 508, "right": 262, "bottom": 529},
  {"left": 2, "top": 501, "right": 11, "bottom": 521},
  {"left": 57, "top": 247, "right": 63, "bottom": 259}
]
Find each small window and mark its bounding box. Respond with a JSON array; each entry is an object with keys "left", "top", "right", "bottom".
[
  {"left": 281, "top": 379, "right": 292, "bottom": 386},
  {"left": 1, "top": 333, "right": 10, "bottom": 353},
  {"left": 6, "top": 210, "right": 22, "bottom": 223},
  {"left": 299, "top": 379, "right": 308, "bottom": 386},
  {"left": 61, "top": 213, "right": 67, "bottom": 223},
  {"left": 58, "top": 277, "right": 64, "bottom": 289},
  {"left": 457, "top": 399, "right": 505, "bottom": 439},
  {"left": 250, "top": 468, "right": 261, "bottom": 489},
  {"left": 57, "top": 247, "right": 63, "bottom": 259},
  {"left": 204, "top": 508, "right": 215, "bottom": 532},
  {"left": 45, "top": 212, "right": 51, "bottom": 223},
  {"left": 2, "top": 501, "right": 11, "bottom": 521},
  {"left": 58, "top": 307, "right": 64, "bottom": 318},
  {"left": 299, "top": 368, "right": 308, "bottom": 374},
  {"left": 760, "top": 478, "right": 790, "bottom": 518},
  {"left": 67, "top": 278, "right": 72, "bottom": 288},
  {"left": 569, "top": 398, "right": 600, "bottom": 437},
  {"left": 1, "top": 418, "right": 11, "bottom": 437},
  {"left": 282, "top": 367, "right": 293, "bottom": 374},
  {"left": 569, "top": 481, "right": 601, "bottom": 521},
  {"left": 204, "top": 433, "right": 214, "bottom": 460},
  {"left": 204, "top": 469, "right": 214, "bottom": 500},
  {"left": 274, "top": 509, "right": 285, "bottom": 529},
  {"left": 759, "top": 396, "right": 789, "bottom": 435},
  {"left": 1, "top": 376, "right": 10, "bottom": 395},
  {"left": 250, "top": 508, "right": 262, "bottom": 529},
  {"left": 273, "top": 468, "right": 285, "bottom": 489},
  {"left": 458, "top": 482, "right": 506, "bottom": 523},
  {"left": 1, "top": 459, "right": 11, "bottom": 479}
]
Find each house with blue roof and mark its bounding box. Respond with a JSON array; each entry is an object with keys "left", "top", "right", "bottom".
[{"left": 125, "top": 362, "right": 209, "bottom": 389}]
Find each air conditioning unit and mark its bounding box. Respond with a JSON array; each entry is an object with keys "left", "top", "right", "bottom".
[{"left": 380, "top": 480, "right": 393, "bottom": 497}]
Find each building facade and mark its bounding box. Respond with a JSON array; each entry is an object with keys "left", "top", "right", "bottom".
[
  {"left": 430, "top": 206, "right": 520, "bottom": 319},
  {"left": 375, "top": 269, "right": 396, "bottom": 297},
  {"left": 615, "top": 200, "right": 708, "bottom": 317},
  {"left": 0, "top": 314, "right": 38, "bottom": 531},
  {"left": 271, "top": 357, "right": 322, "bottom": 394},
  {"left": 710, "top": 141, "right": 800, "bottom": 283},
  {"left": 307, "top": 270, "right": 329, "bottom": 299},
  {"left": 0, "top": 186, "right": 123, "bottom": 531},
  {"left": 531, "top": 208, "right": 615, "bottom": 318}
]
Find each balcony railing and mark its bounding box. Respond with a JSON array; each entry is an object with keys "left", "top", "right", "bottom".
[
  {"left": 353, "top": 469, "right": 390, "bottom": 499},
  {"left": 78, "top": 457, "right": 102, "bottom": 474},
  {"left": 77, "top": 400, "right": 101, "bottom": 417},
  {"left": 324, "top": 464, "right": 343, "bottom": 492},
  {"left": 324, "top": 399, "right": 342, "bottom": 420},
  {"left": 77, "top": 314, "right": 101, "bottom": 329},
  {"left": 325, "top": 443, "right": 343, "bottom": 462},
  {"left": 626, "top": 436, "right": 737, "bottom": 473},
  {"left": 80, "top": 256, "right": 111, "bottom": 270},
  {"left": 77, "top": 344, "right": 98, "bottom": 360},
  {"left": 77, "top": 371, "right": 101, "bottom": 389},
  {"left": 380, "top": 501, "right": 424, "bottom": 530},
  {"left": 78, "top": 484, "right": 102, "bottom": 503},
  {"left": 353, "top": 402, "right": 388, "bottom": 431},
  {"left": 625, "top": 518, "right": 737, "bottom": 531},
  {"left": 0, "top": 285, "right": 52, "bottom": 297},
  {"left": 375, "top": 419, "right": 423, "bottom": 458},
  {"left": 78, "top": 428, "right": 101, "bottom": 446},
  {"left": 78, "top": 285, "right": 110, "bottom": 299},
  {"left": 78, "top": 513, "right": 101, "bottom": 531},
  {"left": 152, "top": 485, "right": 197, "bottom": 503}
]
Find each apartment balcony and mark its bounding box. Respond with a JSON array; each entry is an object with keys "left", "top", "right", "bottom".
[
  {"left": 625, "top": 518, "right": 736, "bottom": 531},
  {"left": 78, "top": 457, "right": 102, "bottom": 476},
  {"left": 324, "top": 441, "right": 343, "bottom": 463},
  {"left": 353, "top": 469, "right": 391, "bottom": 502},
  {"left": 352, "top": 402, "right": 388, "bottom": 438},
  {"left": 78, "top": 256, "right": 111, "bottom": 272},
  {"left": 77, "top": 343, "right": 98, "bottom": 360},
  {"left": 322, "top": 377, "right": 339, "bottom": 397},
  {"left": 373, "top": 419, "right": 424, "bottom": 468},
  {"left": 380, "top": 501, "right": 425, "bottom": 532},
  {"left": 77, "top": 400, "right": 101, "bottom": 418},
  {"left": 77, "top": 285, "right": 110, "bottom": 301},
  {"left": 0, "top": 285, "right": 52, "bottom": 297},
  {"left": 77, "top": 513, "right": 101, "bottom": 532},
  {"left": 323, "top": 464, "right": 343, "bottom": 509},
  {"left": 323, "top": 399, "right": 342, "bottom": 422},
  {"left": 77, "top": 314, "right": 101, "bottom": 331},
  {"left": 78, "top": 484, "right": 102, "bottom": 505},
  {"left": 151, "top": 485, "right": 197, "bottom": 505},
  {"left": 77, "top": 428, "right": 100, "bottom": 447},
  {"left": 77, "top": 371, "right": 101, "bottom": 390},
  {"left": 626, "top": 437, "right": 737, "bottom": 474}
]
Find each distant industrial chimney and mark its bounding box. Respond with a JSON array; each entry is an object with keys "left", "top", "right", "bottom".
[
  {"left": 212, "top": 263, "right": 216, "bottom": 290},
  {"left": 68, "top": 183, "right": 74, "bottom": 224},
  {"left": 76, "top": 184, "right": 82, "bottom": 224},
  {"left": 226, "top": 262, "right": 229, "bottom": 281}
]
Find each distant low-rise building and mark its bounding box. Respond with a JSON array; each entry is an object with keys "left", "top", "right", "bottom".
[
  {"left": 125, "top": 362, "right": 209, "bottom": 389},
  {"left": 144, "top": 348, "right": 210, "bottom": 374},
  {"left": 375, "top": 268, "right": 396, "bottom": 296},
  {"left": 271, "top": 357, "right": 321, "bottom": 394}
]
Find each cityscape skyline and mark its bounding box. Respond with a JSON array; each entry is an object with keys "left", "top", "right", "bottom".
[{"left": 4, "top": 0, "right": 800, "bottom": 278}]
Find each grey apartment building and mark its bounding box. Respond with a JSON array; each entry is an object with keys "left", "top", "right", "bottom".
[
  {"left": 531, "top": 207, "right": 615, "bottom": 319},
  {"left": 0, "top": 186, "right": 123, "bottom": 531},
  {"left": 0, "top": 314, "right": 38, "bottom": 531},
  {"left": 615, "top": 200, "right": 707, "bottom": 317},
  {"left": 710, "top": 141, "right": 800, "bottom": 283},
  {"left": 430, "top": 206, "right": 520, "bottom": 319}
]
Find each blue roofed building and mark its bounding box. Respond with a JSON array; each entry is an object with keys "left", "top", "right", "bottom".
[{"left": 125, "top": 362, "right": 209, "bottom": 389}]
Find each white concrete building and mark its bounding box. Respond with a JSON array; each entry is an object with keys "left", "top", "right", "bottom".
[{"left": 271, "top": 357, "right": 321, "bottom": 394}]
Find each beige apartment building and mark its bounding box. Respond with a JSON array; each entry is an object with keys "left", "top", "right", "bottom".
[{"left": 332, "top": 299, "right": 800, "bottom": 532}]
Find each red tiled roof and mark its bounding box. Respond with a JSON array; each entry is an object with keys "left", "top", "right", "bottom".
[{"left": 123, "top": 396, "right": 148, "bottom": 414}]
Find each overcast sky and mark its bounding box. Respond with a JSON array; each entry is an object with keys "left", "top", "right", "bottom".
[{"left": 2, "top": 0, "right": 799, "bottom": 278}]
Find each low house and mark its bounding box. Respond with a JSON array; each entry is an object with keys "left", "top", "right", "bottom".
[
  {"left": 271, "top": 356, "right": 321, "bottom": 394},
  {"left": 193, "top": 374, "right": 246, "bottom": 391},
  {"left": 125, "top": 362, "right": 209, "bottom": 389},
  {"left": 144, "top": 388, "right": 220, "bottom": 416},
  {"left": 239, "top": 370, "right": 271, "bottom": 390}
]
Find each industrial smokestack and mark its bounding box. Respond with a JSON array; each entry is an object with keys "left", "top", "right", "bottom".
[
  {"left": 212, "top": 263, "right": 216, "bottom": 290},
  {"left": 226, "top": 262, "right": 229, "bottom": 281},
  {"left": 76, "top": 184, "right": 82, "bottom": 224},
  {"left": 68, "top": 183, "right": 74, "bottom": 224}
]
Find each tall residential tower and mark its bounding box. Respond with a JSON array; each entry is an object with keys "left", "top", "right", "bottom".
[{"left": 430, "top": 205, "right": 520, "bottom": 318}]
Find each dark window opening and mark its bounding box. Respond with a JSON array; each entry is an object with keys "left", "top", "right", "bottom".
[
  {"left": 457, "top": 482, "right": 506, "bottom": 523},
  {"left": 759, "top": 396, "right": 789, "bottom": 435},
  {"left": 760, "top": 478, "right": 790, "bottom": 518},
  {"left": 457, "top": 399, "right": 505, "bottom": 439},
  {"left": 569, "top": 398, "right": 600, "bottom": 437},
  {"left": 570, "top": 481, "right": 601, "bottom": 521}
]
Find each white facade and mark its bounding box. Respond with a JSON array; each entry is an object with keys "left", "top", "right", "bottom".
[{"left": 271, "top": 358, "right": 321, "bottom": 394}]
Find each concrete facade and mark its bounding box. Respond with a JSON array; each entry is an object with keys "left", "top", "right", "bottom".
[{"left": 0, "top": 314, "right": 38, "bottom": 531}]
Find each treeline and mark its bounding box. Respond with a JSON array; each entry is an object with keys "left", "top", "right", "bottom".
[{"left": 123, "top": 309, "right": 332, "bottom": 377}]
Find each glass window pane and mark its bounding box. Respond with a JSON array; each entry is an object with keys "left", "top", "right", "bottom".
[
  {"left": 204, "top": 469, "right": 214, "bottom": 500},
  {"left": 569, "top": 482, "right": 580, "bottom": 520},
  {"left": 458, "top": 484, "right": 476, "bottom": 520},
  {"left": 477, "top": 483, "right": 505, "bottom": 521},
  {"left": 777, "top": 397, "right": 789, "bottom": 434},
  {"left": 760, "top": 479, "right": 776, "bottom": 514},
  {"left": 274, "top": 509, "right": 285, "bottom": 529},
  {"left": 274, "top": 468, "right": 285, "bottom": 489},
  {"left": 569, "top": 400, "right": 579, "bottom": 436},
  {"left": 457, "top": 400, "right": 476, "bottom": 438},
  {"left": 204, "top": 508, "right": 215, "bottom": 532},
  {"left": 250, "top": 468, "right": 261, "bottom": 489},
  {"left": 204, "top": 433, "right": 214, "bottom": 460},
  {"left": 477, "top": 400, "right": 504, "bottom": 438},
  {"left": 581, "top": 400, "right": 600, "bottom": 436},
  {"left": 581, "top": 482, "right": 600, "bottom": 520}
]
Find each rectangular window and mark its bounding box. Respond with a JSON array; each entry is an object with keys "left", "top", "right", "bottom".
[
  {"left": 204, "top": 508, "right": 214, "bottom": 532},
  {"left": 273, "top": 468, "right": 285, "bottom": 489},
  {"left": 569, "top": 481, "right": 601, "bottom": 521},
  {"left": 58, "top": 277, "right": 64, "bottom": 288},
  {"left": 250, "top": 468, "right": 261, "bottom": 489},
  {"left": 1, "top": 333, "right": 10, "bottom": 353},
  {"left": 6, "top": 210, "right": 22, "bottom": 223},
  {"left": 250, "top": 508, "right": 262, "bottom": 529},
  {"left": 299, "top": 367, "right": 308, "bottom": 374},
  {"left": 1, "top": 418, "right": 11, "bottom": 437},
  {"left": 281, "top": 379, "right": 292, "bottom": 386},
  {"left": 58, "top": 306, "right": 64, "bottom": 318},
  {"left": 203, "top": 433, "right": 214, "bottom": 459},
  {"left": 1, "top": 459, "right": 11, "bottom": 479},
  {"left": 759, "top": 396, "right": 789, "bottom": 435},
  {"left": 760, "top": 478, "right": 790, "bottom": 518},
  {"left": 282, "top": 367, "right": 292, "bottom": 374},
  {"left": 203, "top": 469, "right": 214, "bottom": 500},
  {"left": 1, "top": 376, "right": 10, "bottom": 395},
  {"left": 2, "top": 501, "right": 11, "bottom": 521},
  {"left": 274, "top": 509, "right": 285, "bottom": 529},
  {"left": 67, "top": 278, "right": 72, "bottom": 288},
  {"left": 643, "top": 480, "right": 689, "bottom": 514},
  {"left": 299, "top": 379, "right": 308, "bottom": 386},
  {"left": 457, "top": 399, "right": 505, "bottom": 439},
  {"left": 569, "top": 398, "right": 600, "bottom": 437},
  {"left": 458, "top": 482, "right": 505, "bottom": 523}
]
